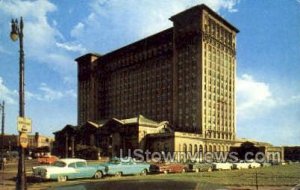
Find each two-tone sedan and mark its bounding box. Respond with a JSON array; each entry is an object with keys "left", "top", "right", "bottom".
[
  {"left": 32, "top": 158, "right": 107, "bottom": 182},
  {"left": 102, "top": 157, "right": 150, "bottom": 176},
  {"left": 152, "top": 162, "right": 190, "bottom": 174}
]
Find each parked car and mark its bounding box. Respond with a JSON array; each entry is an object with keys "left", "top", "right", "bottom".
[
  {"left": 212, "top": 162, "right": 233, "bottom": 171},
  {"left": 249, "top": 162, "right": 261, "bottom": 168},
  {"left": 190, "top": 162, "right": 213, "bottom": 172},
  {"left": 37, "top": 155, "right": 58, "bottom": 164},
  {"left": 261, "top": 162, "right": 271, "bottom": 167},
  {"left": 153, "top": 162, "right": 190, "bottom": 174},
  {"left": 102, "top": 157, "right": 150, "bottom": 176},
  {"left": 270, "top": 160, "right": 281, "bottom": 165},
  {"left": 32, "top": 158, "right": 107, "bottom": 182},
  {"left": 232, "top": 161, "right": 250, "bottom": 170}
]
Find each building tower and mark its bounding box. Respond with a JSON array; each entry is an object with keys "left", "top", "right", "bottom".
[{"left": 75, "top": 4, "right": 238, "bottom": 142}]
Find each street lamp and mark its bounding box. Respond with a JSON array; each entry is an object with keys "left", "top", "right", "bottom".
[{"left": 10, "top": 17, "right": 27, "bottom": 190}]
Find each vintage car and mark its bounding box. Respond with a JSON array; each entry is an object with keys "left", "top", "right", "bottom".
[
  {"left": 32, "top": 158, "right": 107, "bottom": 182},
  {"left": 260, "top": 162, "right": 272, "bottom": 167},
  {"left": 102, "top": 157, "right": 150, "bottom": 176},
  {"left": 190, "top": 162, "right": 213, "bottom": 172},
  {"left": 152, "top": 162, "right": 190, "bottom": 174},
  {"left": 232, "top": 161, "right": 251, "bottom": 170},
  {"left": 37, "top": 155, "right": 58, "bottom": 164},
  {"left": 249, "top": 162, "right": 261, "bottom": 168},
  {"left": 212, "top": 162, "right": 233, "bottom": 171}
]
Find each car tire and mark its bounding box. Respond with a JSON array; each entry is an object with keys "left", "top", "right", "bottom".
[
  {"left": 57, "top": 175, "right": 67, "bottom": 182},
  {"left": 195, "top": 168, "right": 200, "bottom": 173},
  {"left": 115, "top": 171, "right": 122, "bottom": 177},
  {"left": 140, "top": 169, "right": 147, "bottom": 176},
  {"left": 94, "top": 171, "right": 103, "bottom": 179}
]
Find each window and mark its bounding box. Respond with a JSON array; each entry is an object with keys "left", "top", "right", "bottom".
[
  {"left": 76, "top": 162, "right": 86, "bottom": 168},
  {"left": 189, "top": 144, "right": 193, "bottom": 153},
  {"left": 68, "top": 163, "right": 76, "bottom": 168},
  {"left": 52, "top": 161, "right": 66, "bottom": 167},
  {"left": 183, "top": 144, "right": 187, "bottom": 153},
  {"left": 194, "top": 144, "right": 198, "bottom": 154}
]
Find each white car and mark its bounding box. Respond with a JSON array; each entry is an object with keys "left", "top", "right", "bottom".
[
  {"left": 233, "top": 161, "right": 251, "bottom": 170},
  {"left": 212, "top": 162, "right": 233, "bottom": 170},
  {"left": 32, "top": 158, "right": 107, "bottom": 182},
  {"left": 249, "top": 162, "right": 261, "bottom": 168}
]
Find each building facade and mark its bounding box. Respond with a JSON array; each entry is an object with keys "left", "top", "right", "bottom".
[
  {"left": 76, "top": 4, "right": 238, "bottom": 145},
  {"left": 53, "top": 115, "right": 172, "bottom": 158}
]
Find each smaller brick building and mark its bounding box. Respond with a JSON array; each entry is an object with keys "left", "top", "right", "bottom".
[{"left": 53, "top": 115, "right": 171, "bottom": 158}]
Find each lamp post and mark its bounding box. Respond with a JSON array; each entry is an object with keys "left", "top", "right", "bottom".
[
  {"left": 0, "top": 101, "right": 4, "bottom": 170},
  {"left": 10, "top": 17, "right": 27, "bottom": 190}
]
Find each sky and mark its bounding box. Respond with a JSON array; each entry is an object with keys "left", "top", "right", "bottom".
[{"left": 0, "top": 0, "right": 299, "bottom": 146}]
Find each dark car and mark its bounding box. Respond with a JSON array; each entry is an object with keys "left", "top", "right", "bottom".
[{"left": 153, "top": 162, "right": 190, "bottom": 174}]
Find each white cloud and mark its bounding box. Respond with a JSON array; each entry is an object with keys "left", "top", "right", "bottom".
[
  {"left": 236, "top": 74, "right": 276, "bottom": 119},
  {"left": 0, "top": 76, "right": 18, "bottom": 104},
  {"left": 27, "top": 83, "right": 76, "bottom": 102},
  {"left": 56, "top": 42, "right": 87, "bottom": 54},
  {"left": 71, "top": 0, "right": 240, "bottom": 53},
  {"left": 70, "top": 22, "right": 85, "bottom": 38},
  {"left": 0, "top": 0, "right": 76, "bottom": 74}
]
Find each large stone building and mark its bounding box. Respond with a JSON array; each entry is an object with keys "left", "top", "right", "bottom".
[
  {"left": 55, "top": 4, "right": 270, "bottom": 159},
  {"left": 76, "top": 4, "right": 237, "bottom": 139}
]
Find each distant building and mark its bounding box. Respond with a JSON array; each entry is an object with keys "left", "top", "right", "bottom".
[
  {"left": 27, "top": 132, "right": 54, "bottom": 149},
  {"left": 0, "top": 133, "right": 54, "bottom": 152},
  {"left": 0, "top": 134, "right": 18, "bottom": 151},
  {"left": 284, "top": 146, "right": 300, "bottom": 161}
]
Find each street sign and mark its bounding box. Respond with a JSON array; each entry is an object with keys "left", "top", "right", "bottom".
[
  {"left": 17, "top": 117, "right": 32, "bottom": 133},
  {"left": 19, "top": 133, "right": 28, "bottom": 148}
]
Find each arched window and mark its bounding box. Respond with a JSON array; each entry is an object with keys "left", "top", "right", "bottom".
[
  {"left": 205, "top": 145, "right": 208, "bottom": 153},
  {"left": 189, "top": 144, "right": 193, "bottom": 154},
  {"left": 199, "top": 145, "right": 203, "bottom": 153},
  {"left": 213, "top": 145, "right": 217, "bottom": 152},
  {"left": 194, "top": 144, "right": 198, "bottom": 154},
  {"left": 183, "top": 144, "right": 187, "bottom": 154},
  {"left": 209, "top": 145, "right": 213, "bottom": 152}
]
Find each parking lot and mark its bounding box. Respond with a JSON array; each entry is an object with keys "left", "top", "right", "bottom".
[{"left": 0, "top": 160, "right": 300, "bottom": 190}]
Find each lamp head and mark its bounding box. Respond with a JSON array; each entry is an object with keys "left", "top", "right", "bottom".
[
  {"left": 10, "top": 31, "right": 18, "bottom": 41},
  {"left": 10, "top": 19, "right": 19, "bottom": 41}
]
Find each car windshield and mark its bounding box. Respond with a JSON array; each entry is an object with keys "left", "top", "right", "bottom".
[{"left": 52, "top": 161, "right": 66, "bottom": 167}]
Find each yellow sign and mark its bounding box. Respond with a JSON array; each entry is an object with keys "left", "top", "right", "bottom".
[
  {"left": 19, "top": 133, "right": 28, "bottom": 148},
  {"left": 17, "top": 117, "right": 32, "bottom": 133}
]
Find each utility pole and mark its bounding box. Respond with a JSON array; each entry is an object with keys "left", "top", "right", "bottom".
[{"left": 0, "top": 101, "right": 4, "bottom": 170}]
